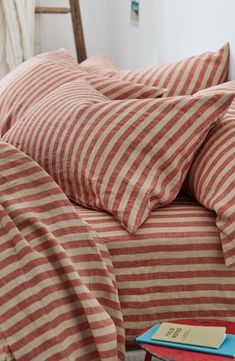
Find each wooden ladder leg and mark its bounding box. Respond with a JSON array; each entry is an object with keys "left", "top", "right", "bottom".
[{"left": 69, "top": 0, "right": 87, "bottom": 62}]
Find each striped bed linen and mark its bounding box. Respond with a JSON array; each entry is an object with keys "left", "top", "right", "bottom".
[
  {"left": 186, "top": 82, "right": 235, "bottom": 267},
  {"left": 0, "top": 142, "right": 125, "bottom": 361},
  {"left": 73, "top": 199, "right": 235, "bottom": 342},
  {"left": 84, "top": 74, "right": 166, "bottom": 99},
  {"left": 116, "top": 43, "right": 229, "bottom": 97},
  {"left": 78, "top": 44, "right": 229, "bottom": 97}
]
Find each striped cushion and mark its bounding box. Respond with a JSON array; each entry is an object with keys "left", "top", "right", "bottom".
[
  {"left": 80, "top": 56, "right": 167, "bottom": 99},
  {"left": 185, "top": 81, "right": 235, "bottom": 267},
  {"left": 79, "top": 53, "right": 119, "bottom": 77},
  {"left": 85, "top": 74, "right": 166, "bottom": 99},
  {"left": 117, "top": 43, "right": 229, "bottom": 97},
  {"left": 3, "top": 80, "right": 234, "bottom": 233},
  {"left": 0, "top": 48, "right": 84, "bottom": 136},
  {"left": 74, "top": 198, "right": 235, "bottom": 341}
]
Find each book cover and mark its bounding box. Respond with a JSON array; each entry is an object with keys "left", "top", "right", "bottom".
[
  {"left": 151, "top": 322, "right": 226, "bottom": 348},
  {"left": 136, "top": 323, "right": 235, "bottom": 358}
]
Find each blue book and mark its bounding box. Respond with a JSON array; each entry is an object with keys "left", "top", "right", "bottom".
[{"left": 136, "top": 323, "right": 235, "bottom": 358}]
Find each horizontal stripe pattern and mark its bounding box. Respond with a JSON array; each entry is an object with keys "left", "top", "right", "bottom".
[
  {"left": 0, "top": 142, "right": 124, "bottom": 361},
  {"left": 116, "top": 43, "right": 229, "bottom": 96},
  {"left": 74, "top": 199, "right": 235, "bottom": 341},
  {"left": 3, "top": 79, "right": 234, "bottom": 233},
  {"left": 85, "top": 74, "right": 166, "bottom": 99},
  {"left": 0, "top": 48, "right": 84, "bottom": 136},
  {"left": 185, "top": 81, "right": 235, "bottom": 267}
]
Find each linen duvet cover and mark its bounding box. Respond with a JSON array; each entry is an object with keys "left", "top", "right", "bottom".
[
  {"left": 1, "top": 142, "right": 235, "bottom": 361},
  {"left": 1, "top": 143, "right": 235, "bottom": 361},
  {"left": 0, "top": 142, "right": 124, "bottom": 361}
]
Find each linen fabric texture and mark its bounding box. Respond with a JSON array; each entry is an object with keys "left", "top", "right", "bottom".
[
  {"left": 3, "top": 79, "right": 234, "bottom": 233},
  {"left": 0, "top": 48, "right": 84, "bottom": 136},
  {"left": 185, "top": 81, "right": 235, "bottom": 267},
  {"left": 0, "top": 0, "right": 35, "bottom": 79},
  {"left": 78, "top": 53, "right": 119, "bottom": 78},
  {"left": 0, "top": 49, "right": 167, "bottom": 137},
  {"left": 0, "top": 141, "right": 125, "bottom": 361},
  {"left": 84, "top": 74, "right": 166, "bottom": 99},
  {"left": 79, "top": 44, "right": 229, "bottom": 97},
  {"left": 75, "top": 198, "right": 235, "bottom": 340}
]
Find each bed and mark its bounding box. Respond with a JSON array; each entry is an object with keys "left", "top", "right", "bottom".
[
  {"left": 74, "top": 199, "right": 235, "bottom": 341},
  {"left": 0, "top": 44, "right": 234, "bottom": 361}
]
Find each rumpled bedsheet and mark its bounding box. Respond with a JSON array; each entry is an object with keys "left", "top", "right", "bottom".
[{"left": 0, "top": 142, "right": 124, "bottom": 361}]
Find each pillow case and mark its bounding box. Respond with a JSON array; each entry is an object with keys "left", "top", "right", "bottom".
[
  {"left": 84, "top": 74, "right": 166, "bottom": 99},
  {"left": 3, "top": 80, "right": 234, "bottom": 233},
  {"left": 116, "top": 43, "right": 229, "bottom": 97},
  {"left": 0, "top": 47, "right": 165, "bottom": 137},
  {"left": 0, "top": 48, "right": 85, "bottom": 136},
  {"left": 79, "top": 53, "right": 119, "bottom": 77},
  {"left": 185, "top": 81, "right": 235, "bottom": 267}
]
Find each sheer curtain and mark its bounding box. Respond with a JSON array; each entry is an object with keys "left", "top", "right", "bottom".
[{"left": 0, "top": 0, "right": 35, "bottom": 79}]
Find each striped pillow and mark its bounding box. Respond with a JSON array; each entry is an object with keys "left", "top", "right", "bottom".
[
  {"left": 3, "top": 80, "right": 234, "bottom": 233},
  {"left": 116, "top": 43, "right": 229, "bottom": 97},
  {"left": 79, "top": 53, "right": 119, "bottom": 77},
  {"left": 185, "top": 81, "right": 235, "bottom": 267},
  {"left": 0, "top": 48, "right": 84, "bottom": 136},
  {"left": 85, "top": 74, "right": 166, "bottom": 99}
]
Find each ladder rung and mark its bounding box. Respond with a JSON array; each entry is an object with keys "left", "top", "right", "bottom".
[
  {"left": 35, "top": 0, "right": 86, "bottom": 62},
  {"left": 35, "top": 7, "right": 71, "bottom": 14}
]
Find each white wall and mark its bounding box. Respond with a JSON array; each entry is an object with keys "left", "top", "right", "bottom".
[
  {"left": 115, "top": 0, "right": 161, "bottom": 69},
  {"left": 37, "top": 0, "right": 235, "bottom": 79},
  {"left": 115, "top": 0, "right": 235, "bottom": 79},
  {"left": 36, "top": 0, "right": 118, "bottom": 60}
]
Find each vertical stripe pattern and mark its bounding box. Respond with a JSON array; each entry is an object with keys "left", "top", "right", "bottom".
[
  {"left": 0, "top": 142, "right": 124, "bottom": 361},
  {"left": 185, "top": 81, "right": 235, "bottom": 267},
  {"left": 3, "top": 80, "right": 234, "bottom": 233},
  {"left": 115, "top": 44, "right": 229, "bottom": 97},
  {"left": 74, "top": 199, "right": 235, "bottom": 342},
  {"left": 79, "top": 45, "right": 229, "bottom": 97}
]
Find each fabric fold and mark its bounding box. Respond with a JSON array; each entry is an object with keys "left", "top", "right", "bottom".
[
  {"left": 0, "top": 142, "right": 124, "bottom": 361},
  {"left": 0, "top": 0, "right": 35, "bottom": 78}
]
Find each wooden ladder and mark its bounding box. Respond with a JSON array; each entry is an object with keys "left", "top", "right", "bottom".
[{"left": 35, "top": 0, "right": 87, "bottom": 63}]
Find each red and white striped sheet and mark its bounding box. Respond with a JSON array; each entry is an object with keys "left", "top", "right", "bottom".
[
  {"left": 185, "top": 81, "right": 235, "bottom": 267},
  {"left": 0, "top": 48, "right": 85, "bottom": 136},
  {"left": 0, "top": 142, "right": 125, "bottom": 361},
  {"left": 74, "top": 198, "right": 235, "bottom": 342},
  {"left": 3, "top": 79, "right": 234, "bottom": 233}
]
